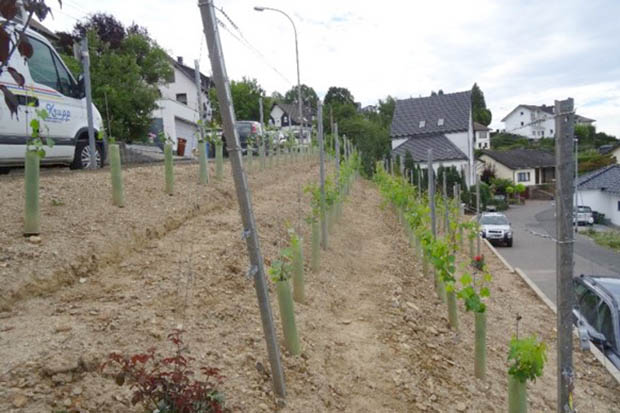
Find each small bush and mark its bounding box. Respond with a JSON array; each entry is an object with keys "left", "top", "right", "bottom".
[{"left": 102, "top": 329, "right": 226, "bottom": 413}]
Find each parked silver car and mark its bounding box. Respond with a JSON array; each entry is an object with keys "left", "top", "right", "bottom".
[
  {"left": 573, "top": 274, "right": 620, "bottom": 369},
  {"left": 478, "top": 212, "right": 513, "bottom": 247},
  {"left": 573, "top": 205, "right": 594, "bottom": 226}
]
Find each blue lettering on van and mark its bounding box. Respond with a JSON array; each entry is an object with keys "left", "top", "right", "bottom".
[{"left": 45, "top": 103, "right": 71, "bottom": 123}]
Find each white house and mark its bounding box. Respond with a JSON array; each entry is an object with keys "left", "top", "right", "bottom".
[
  {"left": 600, "top": 142, "right": 620, "bottom": 164},
  {"left": 577, "top": 165, "right": 620, "bottom": 226},
  {"left": 150, "top": 56, "right": 212, "bottom": 157},
  {"left": 474, "top": 122, "right": 491, "bottom": 149},
  {"left": 269, "top": 102, "right": 312, "bottom": 142},
  {"left": 501, "top": 104, "right": 595, "bottom": 140},
  {"left": 390, "top": 91, "right": 475, "bottom": 185},
  {"left": 478, "top": 149, "right": 555, "bottom": 187}
]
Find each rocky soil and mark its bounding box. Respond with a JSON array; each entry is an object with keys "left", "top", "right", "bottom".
[{"left": 0, "top": 159, "right": 618, "bottom": 412}]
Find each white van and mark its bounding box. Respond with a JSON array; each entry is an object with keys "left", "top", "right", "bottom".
[{"left": 0, "top": 20, "right": 105, "bottom": 172}]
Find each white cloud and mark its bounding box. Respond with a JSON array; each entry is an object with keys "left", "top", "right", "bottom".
[{"left": 43, "top": 0, "right": 620, "bottom": 137}]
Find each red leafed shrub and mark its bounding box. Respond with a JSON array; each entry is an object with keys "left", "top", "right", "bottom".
[
  {"left": 102, "top": 329, "right": 226, "bottom": 413},
  {"left": 472, "top": 255, "right": 485, "bottom": 271}
]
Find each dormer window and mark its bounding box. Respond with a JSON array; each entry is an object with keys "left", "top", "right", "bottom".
[
  {"left": 437, "top": 118, "right": 444, "bottom": 126},
  {"left": 419, "top": 120, "right": 426, "bottom": 128}
]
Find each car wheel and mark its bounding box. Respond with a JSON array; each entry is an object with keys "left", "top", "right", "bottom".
[
  {"left": 71, "top": 141, "right": 102, "bottom": 169},
  {"left": 507, "top": 239, "right": 513, "bottom": 247}
]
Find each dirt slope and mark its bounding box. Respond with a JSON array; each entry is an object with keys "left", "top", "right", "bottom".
[{"left": 0, "top": 162, "right": 618, "bottom": 412}]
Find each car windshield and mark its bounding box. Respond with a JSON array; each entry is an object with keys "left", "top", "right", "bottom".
[
  {"left": 577, "top": 206, "right": 592, "bottom": 213},
  {"left": 480, "top": 215, "right": 509, "bottom": 225},
  {"left": 236, "top": 124, "right": 251, "bottom": 138}
]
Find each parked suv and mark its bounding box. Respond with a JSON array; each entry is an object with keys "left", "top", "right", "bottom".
[
  {"left": 478, "top": 212, "right": 513, "bottom": 247},
  {"left": 0, "top": 19, "right": 105, "bottom": 172},
  {"left": 573, "top": 275, "right": 620, "bottom": 369},
  {"left": 573, "top": 205, "right": 594, "bottom": 226}
]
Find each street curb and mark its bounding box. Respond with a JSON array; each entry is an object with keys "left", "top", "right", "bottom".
[
  {"left": 513, "top": 267, "right": 620, "bottom": 386},
  {"left": 482, "top": 238, "right": 515, "bottom": 273},
  {"left": 514, "top": 268, "right": 556, "bottom": 312}
]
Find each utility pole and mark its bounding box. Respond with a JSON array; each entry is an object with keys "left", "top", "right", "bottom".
[
  {"left": 79, "top": 38, "right": 97, "bottom": 169},
  {"left": 318, "top": 99, "right": 328, "bottom": 250},
  {"left": 194, "top": 60, "right": 208, "bottom": 176},
  {"left": 555, "top": 98, "right": 576, "bottom": 413},
  {"left": 198, "top": 0, "right": 286, "bottom": 399}
]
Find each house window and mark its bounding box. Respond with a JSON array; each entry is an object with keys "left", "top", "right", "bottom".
[
  {"left": 419, "top": 120, "right": 426, "bottom": 128},
  {"left": 550, "top": 129, "right": 554, "bottom": 134},
  {"left": 437, "top": 118, "right": 444, "bottom": 126},
  {"left": 520, "top": 121, "right": 524, "bottom": 126},
  {"left": 520, "top": 111, "right": 524, "bottom": 115},
  {"left": 617, "top": 201, "right": 620, "bottom": 211},
  {"left": 176, "top": 93, "right": 188, "bottom": 105},
  {"left": 517, "top": 172, "right": 530, "bottom": 182}
]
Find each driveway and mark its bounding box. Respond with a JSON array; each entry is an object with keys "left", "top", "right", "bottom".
[{"left": 497, "top": 200, "right": 620, "bottom": 304}]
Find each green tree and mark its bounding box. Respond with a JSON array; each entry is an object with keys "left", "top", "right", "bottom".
[
  {"left": 324, "top": 86, "right": 355, "bottom": 107},
  {"left": 87, "top": 31, "right": 170, "bottom": 141},
  {"left": 210, "top": 77, "right": 266, "bottom": 124},
  {"left": 472, "top": 83, "right": 492, "bottom": 126},
  {"left": 63, "top": 15, "right": 173, "bottom": 142},
  {"left": 283, "top": 84, "right": 319, "bottom": 111}
]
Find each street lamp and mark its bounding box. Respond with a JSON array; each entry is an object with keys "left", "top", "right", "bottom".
[{"left": 254, "top": 6, "right": 304, "bottom": 142}]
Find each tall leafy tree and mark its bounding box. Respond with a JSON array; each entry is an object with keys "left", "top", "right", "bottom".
[
  {"left": 283, "top": 84, "right": 319, "bottom": 111},
  {"left": 62, "top": 13, "right": 172, "bottom": 141},
  {"left": 471, "top": 83, "right": 492, "bottom": 126},
  {"left": 324, "top": 86, "right": 355, "bottom": 107},
  {"left": 210, "top": 77, "right": 265, "bottom": 124},
  {"left": 86, "top": 31, "right": 171, "bottom": 141},
  {"left": 73, "top": 13, "right": 126, "bottom": 49}
]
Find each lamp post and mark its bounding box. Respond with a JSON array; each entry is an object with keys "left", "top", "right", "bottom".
[{"left": 254, "top": 6, "right": 304, "bottom": 141}]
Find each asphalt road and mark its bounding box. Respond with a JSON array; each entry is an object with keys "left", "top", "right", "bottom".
[{"left": 497, "top": 200, "right": 620, "bottom": 304}]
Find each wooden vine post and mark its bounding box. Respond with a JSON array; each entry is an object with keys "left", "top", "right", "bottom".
[{"left": 199, "top": 1, "right": 286, "bottom": 398}]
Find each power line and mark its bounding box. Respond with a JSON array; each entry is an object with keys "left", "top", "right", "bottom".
[{"left": 214, "top": 7, "right": 293, "bottom": 87}]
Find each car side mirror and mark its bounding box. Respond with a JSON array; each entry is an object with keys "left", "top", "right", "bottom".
[
  {"left": 76, "top": 74, "right": 86, "bottom": 99},
  {"left": 588, "top": 329, "right": 608, "bottom": 347}
]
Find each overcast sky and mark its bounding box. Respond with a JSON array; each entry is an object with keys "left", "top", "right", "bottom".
[{"left": 44, "top": 0, "right": 620, "bottom": 137}]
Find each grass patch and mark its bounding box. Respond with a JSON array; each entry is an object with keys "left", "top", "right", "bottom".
[{"left": 584, "top": 228, "right": 620, "bottom": 251}]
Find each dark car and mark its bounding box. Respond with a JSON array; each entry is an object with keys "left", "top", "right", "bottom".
[
  {"left": 219, "top": 121, "right": 263, "bottom": 157},
  {"left": 573, "top": 274, "right": 620, "bottom": 369}
]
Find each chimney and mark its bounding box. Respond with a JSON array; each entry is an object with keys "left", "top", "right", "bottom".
[{"left": 177, "top": 56, "right": 183, "bottom": 65}]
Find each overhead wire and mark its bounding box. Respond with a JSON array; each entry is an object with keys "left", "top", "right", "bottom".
[{"left": 214, "top": 6, "right": 294, "bottom": 87}]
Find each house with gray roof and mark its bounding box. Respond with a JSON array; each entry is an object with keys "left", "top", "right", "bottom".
[
  {"left": 479, "top": 149, "right": 555, "bottom": 187},
  {"left": 390, "top": 90, "right": 475, "bottom": 185},
  {"left": 577, "top": 164, "right": 620, "bottom": 226},
  {"left": 502, "top": 103, "right": 595, "bottom": 140},
  {"left": 269, "top": 102, "right": 313, "bottom": 142}
]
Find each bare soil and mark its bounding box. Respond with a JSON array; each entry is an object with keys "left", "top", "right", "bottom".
[{"left": 0, "top": 160, "right": 618, "bottom": 412}]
